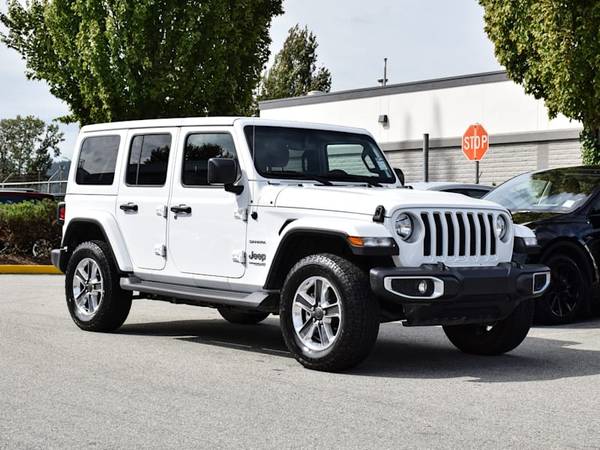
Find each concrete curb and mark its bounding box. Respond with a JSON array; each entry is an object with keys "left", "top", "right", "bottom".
[{"left": 0, "top": 265, "right": 62, "bottom": 275}]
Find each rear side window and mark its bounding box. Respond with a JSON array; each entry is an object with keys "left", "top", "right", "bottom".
[
  {"left": 182, "top": 133, "right": 237, "bottom": 186},
  {"left": 76, "top": 136, "right": 120, "bottom": 185},
  {"left": 126, "top": 134, "right": 171, "bottom": 186}
]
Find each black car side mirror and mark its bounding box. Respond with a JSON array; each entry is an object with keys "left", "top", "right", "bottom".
[
  {"left": 207, "top": 158, "right": 244, "bottom": 195},
  {"left": 393, "top": 168, "right": 405, "bottom": 186}
]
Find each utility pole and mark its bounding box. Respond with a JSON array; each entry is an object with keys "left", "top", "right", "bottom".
[
  {"left": 378, "top": 58, "right": 389, "bottom": 87},
  {"left": 423, "top": 133, "right": 430, "bottom": 182}
]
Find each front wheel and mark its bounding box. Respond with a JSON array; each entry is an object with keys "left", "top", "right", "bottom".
[
  {"left": 443, "top": 299, "right": 534, "bottom": 355},
  {"left": 279, "top": 254, "right": 380, "bottom": 372}
]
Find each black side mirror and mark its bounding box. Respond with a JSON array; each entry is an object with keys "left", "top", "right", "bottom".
[
  {"left": 393, "top": 168, "right": 405, "bottom": 186},
  {"left": 207, "top": 158, "right": 243, "bottom": 195}
]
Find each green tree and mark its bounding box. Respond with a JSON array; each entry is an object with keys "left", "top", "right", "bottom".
[
  {"left": 0, "top": 116, "right": 63, "bottom": 179},
  {"left": 0, "top": 0, "right": 283, "bottom": 125},
  {"left": 479, "top": 0, "right": 600, "bottom": 164},
  {"left": 258, "top": 25, "right": 332, "bottom": 101}
]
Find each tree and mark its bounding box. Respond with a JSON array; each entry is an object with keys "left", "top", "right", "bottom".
[
  {"left": 258, "top": 25, "right": 332, "bottom": 101},
  {"left": 0, "top": 116, "right": 63, "bottom": 179},
  {"left": 479, "top": 0, "right": 600, "bottom": 164},
  {"left": 0, "top": 0, "right": 283, "bottom": 125}
]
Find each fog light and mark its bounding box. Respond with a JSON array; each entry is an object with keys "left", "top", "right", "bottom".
[{"left": 417, "top": 280, "right": 428, "bottom": 294}]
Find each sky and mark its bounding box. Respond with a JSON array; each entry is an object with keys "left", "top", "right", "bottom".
[{"left": 0, "top": 0, "right": 502, "bottom": 159}]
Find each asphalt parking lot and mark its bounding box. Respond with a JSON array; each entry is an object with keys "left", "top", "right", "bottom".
[{"left": 1, "top": 275, "right": 599, "bottom": 449}]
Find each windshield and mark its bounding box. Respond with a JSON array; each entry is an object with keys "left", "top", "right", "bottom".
[
  {"left": 486, "top": 170, "right": 600, "bottom": 213},
  {"left": 244, "top": 126, "right": 396, "bottom": 184}
]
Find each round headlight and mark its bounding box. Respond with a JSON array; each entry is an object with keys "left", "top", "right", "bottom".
[
  {"left": 395, "top": 213, "right": 414, "bottom": 241},
  {"left": 496, "top": 215, "right": 508, "bottom": 240}
]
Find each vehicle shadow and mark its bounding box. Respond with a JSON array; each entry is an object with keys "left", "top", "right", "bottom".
[{"left": 119, "top": 317, "right": 600, "bottom": 383}]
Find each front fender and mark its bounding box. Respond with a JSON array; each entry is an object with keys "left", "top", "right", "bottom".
[{"left": 280, "top": 217, "right": 393, "bottom": 240}]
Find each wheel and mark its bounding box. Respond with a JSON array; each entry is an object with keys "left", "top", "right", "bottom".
[
  {"left": 279, "top": 253, "right": 380, "bottom": 372},
  {"left": 32, "top": 239, "right": 52, "bottom": 259},
  {"left": 443, "top": 298, "right": 534, "bottom": 355},
  {"left": 535, "top": 252, "right": 590, "bottom": 325},
  {"left": 65, "top": 241, "right": 132, "bottom": 332},
  {"left": 218, "top": 307, "right": 269, "bottom": 325}
]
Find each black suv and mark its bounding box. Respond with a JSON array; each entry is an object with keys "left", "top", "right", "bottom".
[{"left": 486, "top": 166, "right": 600, "bottom": 324}]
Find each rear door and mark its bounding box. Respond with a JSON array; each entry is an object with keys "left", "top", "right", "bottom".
[
  {"left": 116, "top": 128, "right": 178, "bottom": 271},
  {"left": 167, "top": 127, "right": 248, "bottom": 278}
]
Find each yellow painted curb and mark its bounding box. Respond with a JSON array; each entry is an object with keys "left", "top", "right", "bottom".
[{"left": 0, "top": 265, "right": 63, "bottom": 275}]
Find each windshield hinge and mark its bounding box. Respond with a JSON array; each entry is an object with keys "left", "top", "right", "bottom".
[{"left": 234, "top": 208, "right": 248, "bottom": 222}]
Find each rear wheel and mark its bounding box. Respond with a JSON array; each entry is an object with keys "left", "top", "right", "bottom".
[
  {"left": 443, "top": 299, "right": 534, "bottom": 355},
  {"left": 279, "top": 254, "right": 380, "bottom": 372},
  {"left": 536, "top": 252, "right": 589, "bottom": 325},
  {"left": 218, "top": 307, "right": 269, "bottom": 325},
  {"left": 65, "top": 241, "right": 131, "bottom": 332}
]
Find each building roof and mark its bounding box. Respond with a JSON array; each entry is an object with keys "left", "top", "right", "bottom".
[{"left": 259, "top": 71, "right": 509, "bottom": 110}]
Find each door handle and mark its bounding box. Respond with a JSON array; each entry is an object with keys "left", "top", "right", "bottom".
[
  {"left": 120, "top": 202, "right": 138, "bottom": 212},
  {"left": 170, "top": 205, "right": 192, "bottom": 215}
]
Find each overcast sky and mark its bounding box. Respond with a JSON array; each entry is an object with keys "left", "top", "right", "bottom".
[{"left": 0, "top": 0, "right": 502, "bottom": 159}]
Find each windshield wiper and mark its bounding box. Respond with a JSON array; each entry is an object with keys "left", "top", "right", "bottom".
[{"left": 267, "top": 171, "right": 333, "bottom": 186}]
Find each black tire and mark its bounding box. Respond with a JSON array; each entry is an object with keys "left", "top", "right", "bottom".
[
  {"left": 535, "top": 252, "right": 590, "bottom": 325},
  {"left": 65, "top": 240, "right": 132, "bottom": 332},
  {"left": 443, "top": 298, "right": 534, "bottom": 355},
  {"left": 279, "top": 253, "right": 380, "bottom": 372},
  {"left": 218, "top": 307, "right": 269, "bottom": 325}
]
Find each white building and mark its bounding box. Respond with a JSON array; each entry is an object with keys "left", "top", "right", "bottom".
[{"left": 259, "top": 71, "right": 583, "bottom": 186}]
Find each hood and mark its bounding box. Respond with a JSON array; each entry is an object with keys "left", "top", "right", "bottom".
[
  {"left": 511, "top": 210, "right": 565, "bottom": 226},
  {"left": 267, "top": 185, "right": 507, "bottom": 216}
]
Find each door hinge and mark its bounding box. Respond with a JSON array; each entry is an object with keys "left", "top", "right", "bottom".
[
  {"left": 232, "top": 250, "right": 246, "bottom": 264},
  {"left": 156, "top": 205, "right": 168, "bottom": 218},
  {"left": 234, "top": 208, "right": 248, "bottom": 222},
  {"left": 154, "top": 244, "right": 167, "bottom": 258}
]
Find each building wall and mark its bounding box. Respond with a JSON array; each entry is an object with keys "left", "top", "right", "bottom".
[
  {"left": 385, "top": 138, "right": 582, "bottom": 186},
  {"left": 259, "top": 72, "right": 584, "bottom": 185}
]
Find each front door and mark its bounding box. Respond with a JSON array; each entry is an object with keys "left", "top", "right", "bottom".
[
  {"left": 168, "top": 128, "right": 247, "bottom": 278},
  {"left": 116, "top": 128, "right": 178, "bottom": 271}
]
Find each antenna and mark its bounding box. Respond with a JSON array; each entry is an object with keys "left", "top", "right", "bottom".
[{"left": 377, "top": 58, "right": 389, "bottom": 87}]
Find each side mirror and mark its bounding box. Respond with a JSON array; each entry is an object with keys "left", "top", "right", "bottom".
[
  {"left": 207, "top": 158, "right": 244, "bottom": 195},
  {"left": 393, "top": 168, "right": 405, "bottom": 186}
]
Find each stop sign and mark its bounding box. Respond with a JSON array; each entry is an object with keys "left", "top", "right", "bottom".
[{"left": 462, "top": 124, "right": 489, "bottom": 161}]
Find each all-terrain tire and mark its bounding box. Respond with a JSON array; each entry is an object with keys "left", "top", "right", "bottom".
[
  {"left": 65, "top": 240, "right": 132, "bottom": 332},
  {"left": 443, "top": 298, "right": 534, "bottom": 355},
  {"left": 280, "top": 253, "right": 380, "bottom": 372},
  {"left": 218, "top": 307, "right": 269, "bottom": 325}
]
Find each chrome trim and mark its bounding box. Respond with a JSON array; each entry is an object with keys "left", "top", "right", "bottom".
[
  {"left": 533, "top": 272, "right": 551, "bottom": 295},
  {"left": 383, "top": 276, "right": 445, "bottom": 300}
]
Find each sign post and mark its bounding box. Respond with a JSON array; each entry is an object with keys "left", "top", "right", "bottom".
[{"left": 462, "top": 124, "right": 489, "bottom": 184}]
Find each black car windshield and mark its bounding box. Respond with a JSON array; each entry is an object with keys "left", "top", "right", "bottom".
[
  {"left": 244, "top": 126, "right": 396, "bottom": 184},
  {"left": 486, "top": 170, "right": 600, "bottom": 213}
]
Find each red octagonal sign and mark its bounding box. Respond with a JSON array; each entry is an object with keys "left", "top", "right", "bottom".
[{"left": 462, "top": 124, "right": 489, "bottom": 161}]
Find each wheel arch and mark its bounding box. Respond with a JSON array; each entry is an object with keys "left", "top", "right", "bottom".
[
  {"left": 540, "top": 238, "right": 598, "bottom": 284},
  {"left": 263, "top": 227, "right": 395, "bottom": 290},
  {"left": 61, "top": 217, "right": 133, "bottom": 273}
]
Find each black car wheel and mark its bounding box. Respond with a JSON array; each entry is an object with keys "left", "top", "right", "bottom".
[{"left": 536, "top": 253, "right": 589, "bottom": 325}]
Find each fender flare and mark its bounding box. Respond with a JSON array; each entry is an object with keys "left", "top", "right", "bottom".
[
  {"left": 62, "top": 213, "right": 133, "bottom": 273},
  {"left": 264, "top": 217, "right": 396, "bottom": 289}
]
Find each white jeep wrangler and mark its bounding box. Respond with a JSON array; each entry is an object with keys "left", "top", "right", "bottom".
[{"left": 52, "top": 118, "right": 550, "bottom": 371}]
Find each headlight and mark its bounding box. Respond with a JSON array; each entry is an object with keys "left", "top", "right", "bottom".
[
  {"left": 395, "top": 213, "right": 414, "bottom": 241},
  {"left": 496, "top": 215, "right": 508, "bottom": 240}
]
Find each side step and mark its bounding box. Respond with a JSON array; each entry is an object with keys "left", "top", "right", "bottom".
[{"left": 120, "top": 277, "right": 275, "bottom": 310}]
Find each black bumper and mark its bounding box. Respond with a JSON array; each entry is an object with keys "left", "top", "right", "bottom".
[{"left": 370, "top": 263, "right": 550, "bottom": 326}]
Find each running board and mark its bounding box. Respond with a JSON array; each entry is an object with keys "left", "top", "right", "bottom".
[{"left": 120, "top": 277, "right": 274, "bottom": 310}]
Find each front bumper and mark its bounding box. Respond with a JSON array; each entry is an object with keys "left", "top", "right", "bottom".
[{"left": 370, "top": 263, "right": 550, "bottom": 326}]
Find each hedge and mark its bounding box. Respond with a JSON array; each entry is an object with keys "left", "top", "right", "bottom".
[{"left": 0, "top": 200, "right": 61, "bottom": 263}]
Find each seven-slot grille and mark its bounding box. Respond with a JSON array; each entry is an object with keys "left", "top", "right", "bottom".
[{"left": 419, "top": 210, "right": 501, "bottom": 260}]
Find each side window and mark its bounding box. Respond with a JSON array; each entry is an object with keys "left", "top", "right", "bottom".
[
  {"left": 76, "top": 135, "right": 120, "bottom": 185},
  {"left": 126, "top": 134, "right": 171, "bottom": 186},
  {"left": 182, "top": 133, "right": 237, "bottom": 186}
]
